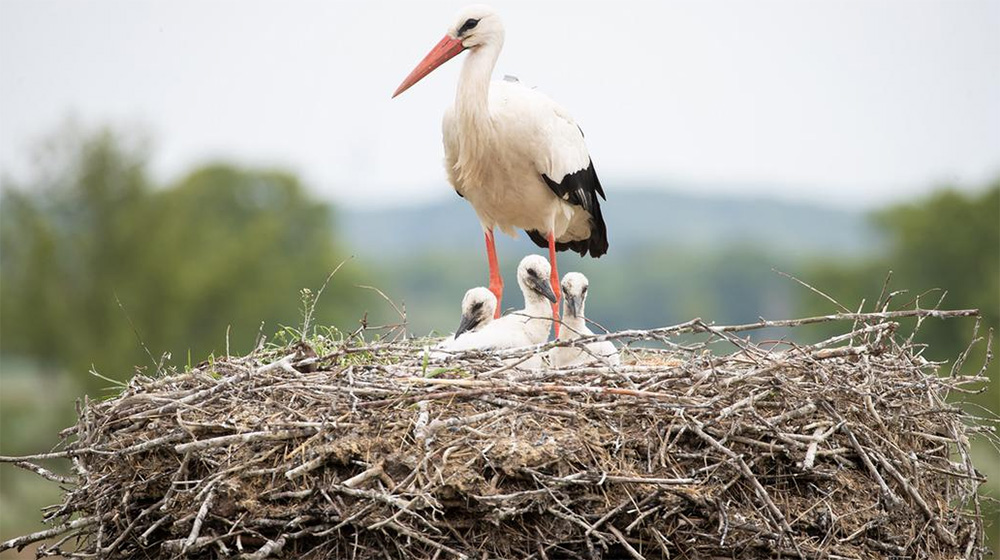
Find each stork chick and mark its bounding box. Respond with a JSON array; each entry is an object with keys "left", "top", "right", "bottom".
[
  {"left": 453, "top": 287, "right": 497, "bottom": 339},
  {"left": 549, "top": 272, "right": 620, "bottom": 367}
]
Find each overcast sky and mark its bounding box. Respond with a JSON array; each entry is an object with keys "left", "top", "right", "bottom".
[{"left": 1, "top": 0, "right": 998, "bottom": 209}]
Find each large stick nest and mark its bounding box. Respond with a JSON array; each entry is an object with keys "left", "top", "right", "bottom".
[{"left": 2, "top": 309, "right": 993, "bottom": 559}]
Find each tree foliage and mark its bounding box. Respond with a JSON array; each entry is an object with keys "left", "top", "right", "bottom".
[
  {"left": 0, "top": 127, "right": 363, "bottom": 392},
  {"left": 801, "top": 183, "right": 998, "bottom": 363},
  {"left": 873, "top": 186, "right": 1000, "bottom": 355}
]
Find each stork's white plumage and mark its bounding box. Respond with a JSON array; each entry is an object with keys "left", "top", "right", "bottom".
[
  {"left": 549, "top": 272, "right": 620, "bottom": 368},
  {"left": 434, "top": 255, "right": 556, "bottom": 358},
  {"left": 394, "top": 5, "right": 608, "bottom": 336}
]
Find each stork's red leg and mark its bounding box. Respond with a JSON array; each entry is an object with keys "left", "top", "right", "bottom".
[
  {"left": 547, "top": 232, "right": 561, "bottom": 338},
  {"left": 485, "top": 230, "right": 503, "bottom": 318}
]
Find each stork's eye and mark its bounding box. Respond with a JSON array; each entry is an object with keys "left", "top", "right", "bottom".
[
  {"left": 459, "top": 18, "right": 480, "bottom": 34},
  {"left": 471, "top": 302, "right": 483, "bottom": 312},
  {"left": 527, "top": 269, "right": 539, "bottom": 279}
]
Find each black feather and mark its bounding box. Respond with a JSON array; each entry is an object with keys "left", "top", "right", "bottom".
[
  {"left": 458, "top": 18, "right": 479, "bottom": 35},
  {"left": 531, "top": 159, "right": 608, "bottom": 258}
]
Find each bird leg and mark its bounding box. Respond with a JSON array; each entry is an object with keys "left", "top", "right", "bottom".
[
  {"left": 485, "top": 230, "right": 503, "bottom": 318},
  {"left": 547, "top": 231, "right": 562, "bottom": 338}
]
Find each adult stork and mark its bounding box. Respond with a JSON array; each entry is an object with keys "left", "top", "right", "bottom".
[{"left": 393, "top": 4, "right": 608, "bottom": 335}]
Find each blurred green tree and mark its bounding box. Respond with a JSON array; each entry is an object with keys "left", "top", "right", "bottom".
[
  {"left": 801, "top": 183, "right": 998, "bottom": 380},
  {"left": 0, "top": 126, "right": 364, "bottom": 393},
  {"left": 874, "top": 186, "right": 1000, "bottom": 357}
]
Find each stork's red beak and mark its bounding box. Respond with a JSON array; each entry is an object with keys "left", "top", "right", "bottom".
[{"left": 392, "top": 35, "right": 465, "bottom": 98}]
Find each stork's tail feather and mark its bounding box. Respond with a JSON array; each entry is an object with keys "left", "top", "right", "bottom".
[
  {"left": 584, "top": 181, "right": 609, "bottom": 257},
  {"left": 532, "top": 160, "right": 609, "bottom": 258},
  {"left": 527, "top": 230, "right": 580, "bottom": 255}
]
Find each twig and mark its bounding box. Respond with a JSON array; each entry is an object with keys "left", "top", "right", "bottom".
[
  {"left": 0, "top": 515, "right": 102, "bottom": 552},
  {"left": 10, "top": 461, "right": 75, "bottom": 484},
  {"left": 356, "top": 284, "right": 407, "bottom": 326},
  {"left": 689, "top": 421, "right": 795, "bottom": 538},
  {"left": 183, "top": 481, "right": 217, "bottom": 552},
  {"left": 382, "top": 521, "right": 467, "bottom": 559},
  {"left": 175, "top": 428, "right": 318, "bottom": 453},
  {"left": 822, "top": 402, "right": 902, "bottom": 508},
  {"left": 302, "top": 257, "right": 352, "bottom": 340},
  {"left": 607, "top": 525, "right": 644, "bottom": 560},
  {"left": 240, "top": 537, "right": 287, "bottom": 560},
  {"left": 773, "top": 268, "right": 852, "bottom": 314},
  {"left": 342, "top": 465, "right": 384, "bottom": 488},
  {"left": 873, "top": 451, "right": 957, "bottom": 546},
  {"left": 114, "top": 291, "right": 162, "bottom": 375}
]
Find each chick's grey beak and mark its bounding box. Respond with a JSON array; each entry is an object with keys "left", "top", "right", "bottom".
[
  {"left": 530, "top": 276, "right": 557, "bottom": 304},
  {"left": 564, "top": 294, "right": 580, "bottom": 318},
  {"left": 455, "top": 313, "right": 481, "bottom": 339}
]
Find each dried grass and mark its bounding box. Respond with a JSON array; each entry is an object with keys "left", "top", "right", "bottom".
[{"left": 1, "top": 307, "right": 993, "bottom": 559}]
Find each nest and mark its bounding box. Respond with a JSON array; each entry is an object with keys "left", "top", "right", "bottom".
[{"left": 1, "top": 308, "right": 992, "bottom": 559}]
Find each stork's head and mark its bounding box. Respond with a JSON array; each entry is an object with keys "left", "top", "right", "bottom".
[
  {"left": 516, "top": 255, "right": 557, "bottom": 305},
  {"left": 560, "top": 272, "right": 589, "bottom": 319},
  {"left": 455, "top": 287, "right": 497, "bottom": 339},
  {"left": 392, "top": 5, "right": 504, "bottom": 98},
  {"left": 449, "top": 5, "right": 504, "bottom": 50}
]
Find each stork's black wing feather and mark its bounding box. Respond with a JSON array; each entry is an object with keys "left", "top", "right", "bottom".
[{"left": 528, "top": 159, "right": 608, "bottom": 258}]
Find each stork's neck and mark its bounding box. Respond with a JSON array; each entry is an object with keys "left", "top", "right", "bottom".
[
  {"left": 558, "top": 312, "right": 588, "bottom": 341},
  {"left": 456, "top": 42, "right": 501, "bottom": 124},
  {"left": 521, "top": 294, "right": 554, "bottom": 341}
]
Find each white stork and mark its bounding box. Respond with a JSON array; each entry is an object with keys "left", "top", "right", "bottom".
[
  {"left": 549, "top": 272, "right": 620, "bottom": 367},
  {"left": 393, "top": 4, "right": 608, "bottom": 336}
]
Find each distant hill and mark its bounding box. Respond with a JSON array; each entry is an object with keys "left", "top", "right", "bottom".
[{"left": 338, "top": 188, "right": 882, "bottom": 260}]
